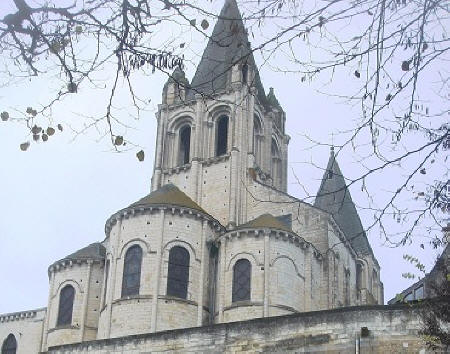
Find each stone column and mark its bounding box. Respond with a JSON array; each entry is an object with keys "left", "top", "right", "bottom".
[
  {"left": 167, "top": 131, "right": 176, "bottom": 169},
  {"left": 197, "top": 219, "right": 208, "bottom": 325},
  {"left": 263, "top": 231, "right": 270, "bottom": 317},
  {"left": 207, "top": 121, "right": 214, "bottom": 158},
  {"left": 106, "top": 218, "right": 122, "bottom": 338},
  {"left": 41, "top": 270, "right": 55, "bottom": 352},
  {"left": 281, "top": 135, "right": 289, "bottom": 192},
  {"left": 228, "top": 84, "right": 242, "bottom": 227},
  {"left": 152, "top": 106, "right": 166, "bottom": 191},
  {"left": 151, "top": 209, "right": 165, "bottom": 332},
  {"left": 264, "top": 113, "right": 273, "bottom": 175},
  {"left": 304, "top": 247, "right": 312, "bottom": 312},
  {"left": 217, "top": 238, "right": 226, "bottom": 323},
  {"left": 248, "top": 88, "right": 256, "bottom": 156},
  {"left": 80, "top": 260, "right": 93, "bottom": 341},
  {"left": 190, "top": 94, "right": 203, "bottom": 202}
]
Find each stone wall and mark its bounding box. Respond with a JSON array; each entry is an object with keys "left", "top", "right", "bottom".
[
  {"left": 0, "top": 308, "right": 45, "bottom": 354},
  {"left": 98, "top": 206, "right": 219, "bottom": 339},
  {"left": 47, "top": 304, "right": 437, "bottom": 353},
  {"left": 43, "top": 260, "right": 104, "bottom": 350}
]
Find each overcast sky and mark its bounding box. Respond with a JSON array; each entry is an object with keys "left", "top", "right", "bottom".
[{"left": 0, "top": 0, "right": 445, "bottom": 314}]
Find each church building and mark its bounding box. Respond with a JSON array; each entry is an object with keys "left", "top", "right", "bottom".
[{"left": 6, "top": 1, "right": 433, "bottom": 353}]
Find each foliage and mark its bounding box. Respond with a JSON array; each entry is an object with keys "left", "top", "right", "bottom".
[{"left": 0, "top": 0, "right": 448, "bottom": 245}]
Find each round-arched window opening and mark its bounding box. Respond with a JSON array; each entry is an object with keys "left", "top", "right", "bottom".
[
  {"left": 216, "top": 116, "right": 229, "bottom": 157},
  {"left": 57, "top": 285, "right": 75, "bottom": 327},
  {"left": 1, "top": 334, "right": 17, "bottom": 354},
  {"left": 242, "top": 64, "right": 249, "bottom": 84},
  {"left": 179, "top": 125, "right": 191, "bottom": 165},
  {"left": 232, "top": 259, "right": 251, "bottom": 302},
  {"left": 166, "top": 246, "right": 190, "bottom": 299}
]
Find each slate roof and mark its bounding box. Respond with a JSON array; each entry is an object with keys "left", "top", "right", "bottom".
[
  {"left": 239, "top": 213, "right": 292, "bottom": 233},
  {"left": 314, "top": 148, "right": 372, "bottom": 256},
  {"left": 187, "top": 0, "right": 268, "bottom": 106},
  {"left": 130, "top": 184, "right": 206, "bottom": 214},
  {"left": 57, "top": 242, "right": 106, "bottom": 263}
]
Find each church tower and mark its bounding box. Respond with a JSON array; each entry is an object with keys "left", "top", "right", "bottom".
[
  {"left": 1, "top": 2, "right": 383, "bottom": 351},
  {"left": 151, "top": 0, "right": 289, "bottom": 228}
]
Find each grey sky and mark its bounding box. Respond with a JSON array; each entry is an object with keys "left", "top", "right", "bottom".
[{"left": 0, "top": 0, "right": 445, "bottom": 314}]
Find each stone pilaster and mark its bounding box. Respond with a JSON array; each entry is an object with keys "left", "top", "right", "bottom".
[
  {"left": 263, "top": 232, "right": 270, "bottom": 317},
  {"left": 197, "top": 219, "right": 208, "bottom": 326},
  {"left": 40, "top": 270, "right": 54, "bottom": 352},
  {"left": 80, "top": 260, "right": 92, "bottom": 341},
  {"left": 151, "top": 209, "right": 165, "bottom": 332}
]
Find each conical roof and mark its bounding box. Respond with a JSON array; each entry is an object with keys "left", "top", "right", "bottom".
[
  {"left": 188, "top": 0, "right": 267, "bottom": 106},
  {"left": 130, "top": 184, "right": 206, "bottom": 213},
  {"left": 314, "top": 148, "right": 372, "bottom": 255},
  {"left": 56, "top": 242, "right": 106, "bottom": 264},
  {"left": 239, "top": 213, "right": 292, "bottom": 233}
]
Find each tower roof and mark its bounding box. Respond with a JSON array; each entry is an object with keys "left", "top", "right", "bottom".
[
  {"left": 55, "top": 242, "right": 106, "bottom": 265},
  {"left": 130, "top": 184, "right": 206, "bottom": 214},
  {"left": 188, "top": 0, "right": 267, "bottom": 105},
  {"left": 314, "top": 148, "right": 372, "bottom": 255},
  {"left": 239, "top": 213, "right": 292, "bottom": 233}
]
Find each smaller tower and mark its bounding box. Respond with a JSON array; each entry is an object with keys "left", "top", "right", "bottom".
[
  {"left": 315, "top": 147, "right": 382, "bottom": 305},
  {"left": 42, "top": 243, "right": 105, "bottom": 351}
]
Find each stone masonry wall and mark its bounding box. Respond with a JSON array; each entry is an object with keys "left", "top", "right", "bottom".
[
  {"left": 47, "top": 304, "right": 438, "bottom": 353},
  {"left": 0, "top": 308, "right": 45, "bottom": 354},
  {"left": 99, "top": 207, "right": 218, "bottom": 338}
]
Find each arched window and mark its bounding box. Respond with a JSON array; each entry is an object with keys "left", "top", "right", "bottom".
[
  {"left": 1, "top": 334, "right": 17, "bottom": 354},
  {"left": 356, "top": 263, "right": 363, "bottom": 293},
  {"left": 167, "top": 246, "right": 190, "bottom": 299},
  {"left": 232, "top": 259, "right": 251, "bottom": 302},
  {"left": 216, "top": 115, "right": 228, "bottom": 156},
  {"left": 242, "top": 63, "right": 248, "bottom": 84},
  {"left": 271, "top": 138, "right": 282, "bottom": 188},
  {"left": 253, "top": 115, "right": 263, "bottom": 166},
  {"left": 178, "top": 125, "right": 191, "bottom": 165},
  {"left": 121, "top": 245, "right": 142, "bottom": 297},
  {"left": 57, "top": 285, "right": 75, "bottom": 326}
]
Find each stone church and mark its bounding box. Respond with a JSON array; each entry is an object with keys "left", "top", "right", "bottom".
[{"left": 1, "top": 1, "right": 432, "bottom": 353}]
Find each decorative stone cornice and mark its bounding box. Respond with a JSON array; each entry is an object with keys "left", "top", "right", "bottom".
[
  {"left": 104, "top": 204, "right": 225, "bottom": 238},
  {"left": 218, "top": 227, "right": 323, "bottom": 260},
  {"left": 162, "top": 163, "right": 191, "bottom": 175},
  {"left": 0, "top": 308, "right": 46, "bottom": 323},
  {"left": 202, "top": 153, "right": 230, "bottom": 166},
  {"left": 48, "top": 258, "right": 103, "bottom": 277}
]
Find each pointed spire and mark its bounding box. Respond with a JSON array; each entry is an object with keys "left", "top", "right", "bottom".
[
  {"left": 188, "top": 0, "right": 267, "bottom": 105},
  {"left": 267, "top": 87, "right": 281, "bottom": 109},
  {"left": 167, "top": 66, "right": 189, "bottom": 85},
  {"left": 314, "top": 151, "right": 372, "bottom": 255}
]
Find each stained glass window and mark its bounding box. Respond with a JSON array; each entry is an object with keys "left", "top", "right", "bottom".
[
  {"left": 57, "top": 285, "right": 75, "bottom": 326},
  {"left": 1, "top": 334, "right": 17, "bottom": 354},
  {"left": 232, "top": 259, "right": 251, "bottom": 302},
  {"left": 167, "top": 246, "right": 190, "bottom": 299},
  {"left": 121, "top": 245, "right": 142, "bottom": 297}
]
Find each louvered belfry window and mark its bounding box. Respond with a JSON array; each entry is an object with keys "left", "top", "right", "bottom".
[
  {"left": 121, "top": 245, "right": 142, "bottom": 297},
  {"left": 1, "top": 334, "right": 17, "bottom": 354},
  {"left": 166, "top": 246, "right": 190, "bottom": 299},
  {"left": 232, "top": 259, "right": 251, "bottom": 302},
  {"left": 57, "top": 285, "right": 75, "bottom": 326}
]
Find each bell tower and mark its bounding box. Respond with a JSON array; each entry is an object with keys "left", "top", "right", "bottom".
[{"left": 151, "top": 0, "right": 289, "bottom": 227}]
